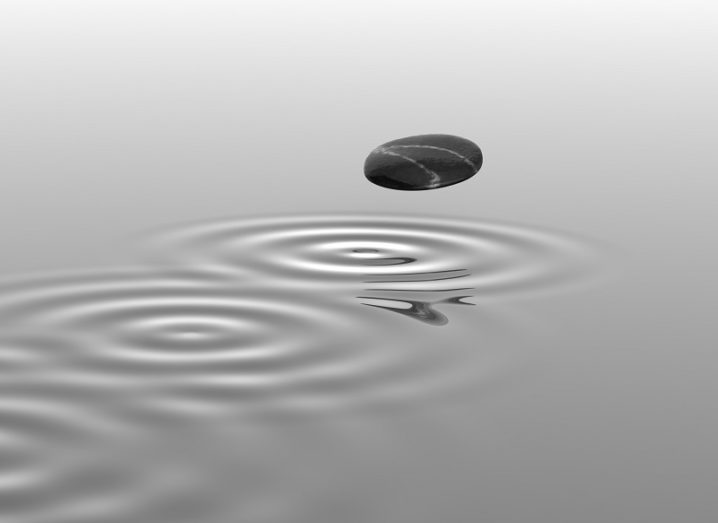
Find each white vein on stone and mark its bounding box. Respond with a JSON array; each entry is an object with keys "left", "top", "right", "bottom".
[
  {"left": 375, "top": 147, "right": 441, "bottom": 188},
  {"left": 384, "top": 144, "right": 478, "bottom": 171}
]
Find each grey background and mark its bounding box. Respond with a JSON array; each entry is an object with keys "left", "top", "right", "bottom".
[{"left": 1, "top": 1, "right": 717, "bottom": 521}]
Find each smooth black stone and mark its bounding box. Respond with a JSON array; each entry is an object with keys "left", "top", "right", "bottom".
[{"left": 364, "top": 134, "right": 483, "bottom": 191}]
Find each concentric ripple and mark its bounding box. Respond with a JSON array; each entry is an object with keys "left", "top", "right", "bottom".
[
  {"left": 0, "top": 212, "right": 598, "bottom": 522},
  {"left": 0, "top": 266, "right": 498, "bottom": 421},
  {"left": 143, "top": 214, "right": 602, "bottom": 297}
]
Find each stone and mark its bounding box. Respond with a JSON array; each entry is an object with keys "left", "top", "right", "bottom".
[{"left": 364, "top": 134, "right": 483, "bottom": 190}]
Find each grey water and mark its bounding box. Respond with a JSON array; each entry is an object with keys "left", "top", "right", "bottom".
[
  {"left": 0, "top": 215, "right": 593, "bottom": 522},
  {"left": 2, "top": 2, "right": 718, "bottom": 522}
]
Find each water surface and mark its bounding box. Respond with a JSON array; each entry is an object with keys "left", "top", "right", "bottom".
[
  {"left": 0, "top": 213, "right": 602, "bottom": 521},
  {"left": 1, "top": 1, "right": 717, "bottom": 521}
]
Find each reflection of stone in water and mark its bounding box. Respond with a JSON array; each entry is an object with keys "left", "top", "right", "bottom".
[
  {"left": 356, "top": 250, "right": 475, "bottom": 325},
  {"left": 357, "top": 294, "right": 475, "bottom": 327},
  {"left": 363, "top": 269, "right": 470, "bottom": 284}
]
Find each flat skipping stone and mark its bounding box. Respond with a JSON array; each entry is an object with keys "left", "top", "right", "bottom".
[{"left": 364, "top": 134, "right": 483, "bottom": 191}]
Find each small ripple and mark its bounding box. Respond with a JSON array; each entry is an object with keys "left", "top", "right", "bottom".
[
  {"left": 0, "top": 428, "right": 275, "bottom": 523},
  {"left": 0, "top": 266, "right": 491, "bottom": 425},
  {"left": 0, "top": 210, "right": 591, "bottom": 521},
  {"left": 142, "top": 213, "right": 603, "bottom": 298},
  {"left": 0, "top": 331, "right": 380, "bottom": 522},
  {"left": 0, "top": 268, "right": 332, "bottom": 361}
]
